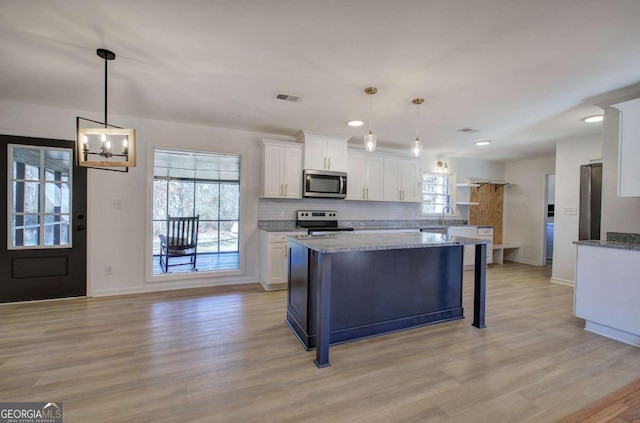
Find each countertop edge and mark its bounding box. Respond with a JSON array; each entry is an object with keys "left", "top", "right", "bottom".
[
  {"left": 288, "top": 233, "right": 489, "bottom": 254},
  {"left": 573, "top": 240, "right": 640, "bottom": 251}
]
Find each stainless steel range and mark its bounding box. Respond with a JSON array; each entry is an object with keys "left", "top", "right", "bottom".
[{"left": 296, "top": 210, "right": 354, "bottom": 235}]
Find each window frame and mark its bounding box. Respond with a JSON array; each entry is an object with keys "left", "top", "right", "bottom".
[
  {"left": 421, "top": 171, "right": 456, "bottom": 216},
  {"left": 147, "top": 146, "right": 244, "bottom": 280}
]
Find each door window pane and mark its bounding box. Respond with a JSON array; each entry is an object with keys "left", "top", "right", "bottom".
[
  {"left": 13, "top": 215, "right": 40, "bottom": 247},
  {"left": 44, "top": 215, "right": 70, "bottom": 246}
]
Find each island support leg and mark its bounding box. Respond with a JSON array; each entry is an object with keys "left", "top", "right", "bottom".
[
  {"left": 473, "top": 243, "right": 487, "bottom": 328},
  {"left": 314, "top": 252, "right": 332, "bottom": 368}
]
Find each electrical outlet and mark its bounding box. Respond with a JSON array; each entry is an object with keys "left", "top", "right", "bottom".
[
  {"left": 110, "top": 199, "right": 122, "bottom": 209},
  {"left": 105, "top": 265, "right": 113, "bottom": 275},
  {"left": 563, "top": 207, "right": 577, "bottom": 216}
]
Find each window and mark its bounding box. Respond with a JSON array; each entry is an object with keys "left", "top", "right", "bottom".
[
  {"left": 8, "top": 145, "right": 73, "bottom": 249},
  {"left": 421, "top": 172, "right": 453, "bottom": 215},
  {"left": 152, "top": 148, "right": 240, "bottom": 273}
]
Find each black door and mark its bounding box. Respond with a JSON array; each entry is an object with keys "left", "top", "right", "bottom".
[{"left": 0, "top": 135, "right": 87, "bottom": 303}]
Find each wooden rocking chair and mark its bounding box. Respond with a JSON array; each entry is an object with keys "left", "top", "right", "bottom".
[{"left": 159, "top": 215, "right": 200, "bottom": 272}]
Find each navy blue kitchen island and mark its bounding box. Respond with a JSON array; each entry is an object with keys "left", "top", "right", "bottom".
[{"left": 285, "top": 232, "right": 489, "bottom": 368}]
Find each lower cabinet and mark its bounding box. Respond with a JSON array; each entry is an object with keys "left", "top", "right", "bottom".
[
  {"left": 259, "top": 230, "right": 303, "bottom": 291},
  {"left": 447, "top": 226, "right": 493, "bottom": 267}
]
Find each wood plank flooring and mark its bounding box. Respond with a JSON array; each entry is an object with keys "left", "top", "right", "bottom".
[{"left": 1, "top": 262, "right": 639, "bottom": 422}]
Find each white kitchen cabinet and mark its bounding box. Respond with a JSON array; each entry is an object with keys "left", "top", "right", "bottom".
[
  {"left": 575, "top": 244, "right": 640, "bottom": 346},
  {"left": 383, "top": 157, "right": 420, "bottom": 202},
  {"left": 297, "top": 130, "right": 348, "bottom": 172},
  {"left": 347, "top": 152, "right": 384, "bottom": 201},
  {"left": 611, "top": 98, "right": 640, "bottom": 197},
  {"left": 259, "top": 140, "right": 302, "bottom": 199},
  {"left": 259, "top": 230, "right": 304, "bottom": 291},
  {"left": 447, "top": 226, "right": 493, "bottom": 267}
]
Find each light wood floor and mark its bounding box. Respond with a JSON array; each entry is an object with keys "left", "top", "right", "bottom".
[{"left": 1, "top": 262, "right": 639, "bottom": 422}]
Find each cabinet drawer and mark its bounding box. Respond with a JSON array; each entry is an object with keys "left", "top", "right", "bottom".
[
  {"left": 477, "top": 228, "right": 494, "bottom": 236},
  {"left": 267, "top": 232, "right": 302, "bottom": 243}
]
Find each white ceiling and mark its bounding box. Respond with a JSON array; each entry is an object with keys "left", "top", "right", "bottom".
[{"left": 2, "top": 0, "right": 640, "bottom": 162}]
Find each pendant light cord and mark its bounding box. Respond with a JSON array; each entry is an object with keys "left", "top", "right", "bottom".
[
  {"left": 104, "top": 56, "right": 108, "bottom": 128},
  {"left": 416, "top": 101, "right": 419, "bottom": 139},
  {"left": 369, "top": 94, "right": 373, "bottom": 132}
]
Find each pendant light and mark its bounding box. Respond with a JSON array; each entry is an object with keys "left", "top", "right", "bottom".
[
  {"left": 77, "top": 48, "right": 136, "bottom": 170},
  {"left": 363, "top": 87, "right": 378, "bottom": 152},
  {"left": 411, "top": 98, "right": 424, "bottom": 157}
]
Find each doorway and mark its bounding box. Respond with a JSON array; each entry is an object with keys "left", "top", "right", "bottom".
[
  {"left": 0, "top": 135, "right": 87, "bottom": 303},
  {"left": 544, "top": 174, "right": 555, "bottom": 264}
]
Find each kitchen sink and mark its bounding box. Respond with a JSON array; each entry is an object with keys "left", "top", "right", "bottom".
[{"left": 420, "top": 226, "right": 448, "bottom": 234}]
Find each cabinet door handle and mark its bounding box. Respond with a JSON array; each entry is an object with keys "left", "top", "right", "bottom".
[
  {"left": 324, "top": 157, "right": 327, "bottom": 169},
  {"left": 279, "top": 184, "right": 283, "bottom": 196},
  {"left": 285, "top": 184, "right": 288, "bottom": 196},
  {"left": 328, "top": 157, "right": 331, "bottom": 169},
  {"left": 366, "top": 188, "right": 369, "bottom": 199},
  {"left": 362, "top": 188, "right": 365, "bottom": 199}
]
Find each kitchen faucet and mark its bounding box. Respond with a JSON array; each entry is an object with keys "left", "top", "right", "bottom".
[{"left": 441, "top": 205, "right": 454, "bottom": 226}]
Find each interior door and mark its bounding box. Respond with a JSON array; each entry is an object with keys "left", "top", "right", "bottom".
[{"left": 1, "top": 134, "right": 87, "bottom": 303}]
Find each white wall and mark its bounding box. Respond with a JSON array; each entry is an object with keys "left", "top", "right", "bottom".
[
  {"left": 0, "top": 99, "right": 277, "bottom": 296},
  {"left": 551, "top": 133, "right": 602, "bottom": 285},
  {"left": 504, "top": 156, "right": 556, "bottom": 266},
  {"left": 601, "top": 106, "right": 640, "bottom": 235},
  {"left": 0, "top": 99, "right": 508, "bottom": 297}
]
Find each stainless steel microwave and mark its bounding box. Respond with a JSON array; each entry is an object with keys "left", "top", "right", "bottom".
[{"left": 303, "top": 169, "right": 347, "bottom": 199}]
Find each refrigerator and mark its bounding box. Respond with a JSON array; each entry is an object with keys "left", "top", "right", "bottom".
[{"left": 578, "top": 163, "right": 602, "bottom": 240}]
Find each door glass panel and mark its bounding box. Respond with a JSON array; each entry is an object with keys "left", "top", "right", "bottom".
[
  {"left": 12, "top": 182, "right": 41, "bottom": 213},
  {"left": 44, "top": 215, "right": 70, "bottom": 246},
  {"left": 8, "top": 145, "right": 73, "bottom": 249},
  {"left": 44, "top": 182, "right": 70, "bottom": 213},
  {"left": 13, "top": 215, "right": 40, "bottom": 247}
]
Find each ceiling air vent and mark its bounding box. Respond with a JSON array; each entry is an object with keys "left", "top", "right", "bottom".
[
  {"left": 457, "top": 127, "right": 479, "bottom": 133},
  {"left": 275, "top": 92, "right": 303, "bottom": 103}
]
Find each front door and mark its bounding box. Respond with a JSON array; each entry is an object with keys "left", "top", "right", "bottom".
[{"left": 0, "top": 135, "right": 87, "bottom": 303}]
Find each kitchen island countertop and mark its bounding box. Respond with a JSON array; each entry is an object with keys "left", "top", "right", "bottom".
[{"left": 288, "top": 231, "right": 489, "bottom": 253}]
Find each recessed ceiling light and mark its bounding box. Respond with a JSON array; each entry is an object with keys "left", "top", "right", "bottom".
[
  {"left": 583, "top": 114, "right": 604, "bottom": 123},
  {"left": 474, "top": 140, "right": 491, "bottom": 146},
  {"left": 347, "top": 120, "right": 364, "bottom": 127}
]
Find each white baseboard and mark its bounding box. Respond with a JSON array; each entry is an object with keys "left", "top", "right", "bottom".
[
  {"left": 517, "top": 258, "right": 542, "bottom": 266},
  {"left": 550, "top": 277, "right": 574, "bottom": 287},
  {"left": 92, "top": 276, "right": 260, "bottom": 297},
  {"left": 585, "top": 321, "right": 640, "bottom": 347}
]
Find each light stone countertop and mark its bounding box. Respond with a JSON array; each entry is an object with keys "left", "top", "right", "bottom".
[
  {"left": 257, "top": 220, "right": 492, "bottom": 233},
  {"left": 287, "top": 231, "right": 489, "bottom": 254},
  {"left": 573, "top": 240, "right": 640, "bottom": 252}
]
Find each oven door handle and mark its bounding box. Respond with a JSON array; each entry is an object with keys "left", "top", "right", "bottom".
[{"left": 339, "top": 176, "right": 345, "bottom": 195}]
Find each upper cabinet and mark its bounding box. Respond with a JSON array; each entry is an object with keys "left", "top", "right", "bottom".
[
  {"left": 297, "top": 130, "right": 348, "bottom": 172},
  {"left": 382, "top": 157, "right": 420, "bottom": 202},
  {"left": 611, "top": 98, "right": 640, "bottom": 197},
  {"left": 347, "top": 152, "right": 384, "bottom": 201},
  {"left": 259, "top": 139, "right": 302, "bottom": 199}
]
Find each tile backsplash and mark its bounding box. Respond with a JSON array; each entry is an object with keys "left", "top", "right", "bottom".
[{"left": 258, "top": 198, "right": 432, "bottom": 221}]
